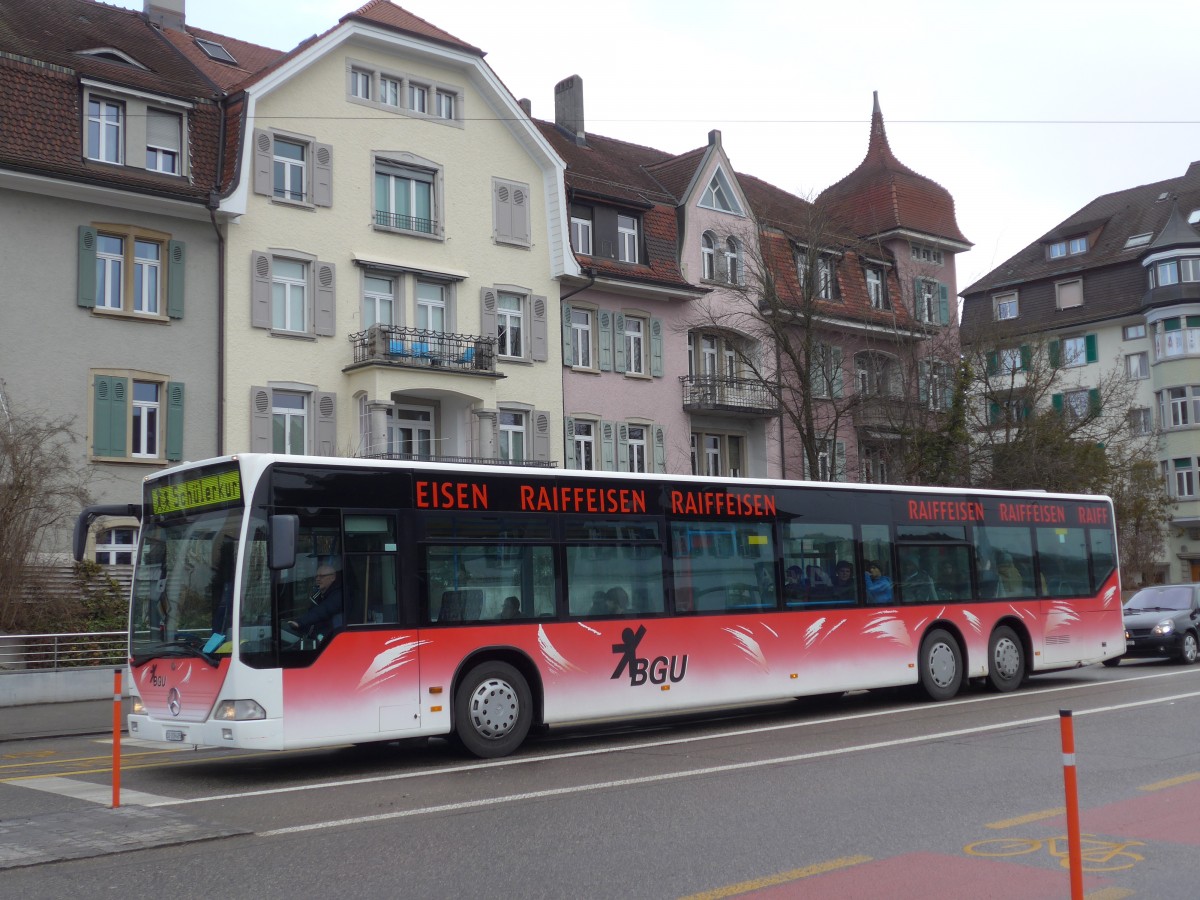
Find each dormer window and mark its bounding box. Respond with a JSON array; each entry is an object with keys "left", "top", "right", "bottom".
[
  {"left": 1049, "top": 236, "right": 1087, "bottom": 258},
  {"left": 77, "top": 47, "right": 146, "bottom": 69},
  {"left": 1124, "top": 233, "right": 1153, "bottom": 249},
  {"left": 699, "top": 167, "right": 743, "bottom": 215},
  {"left": 195, "top": 38, "right": 237, "bottom": 64}
]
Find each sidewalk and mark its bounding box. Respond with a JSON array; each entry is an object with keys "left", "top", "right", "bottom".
[{"left": 0, "top": 698, "right": 130, "bottom": 743}]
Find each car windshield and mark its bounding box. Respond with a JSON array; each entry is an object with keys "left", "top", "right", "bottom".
[
  {"left": 129, "top": 508, "right": 243, "bottom": 665},
  {"left": 1125, "top": 586, "right": 1194, "bottom": 612}
]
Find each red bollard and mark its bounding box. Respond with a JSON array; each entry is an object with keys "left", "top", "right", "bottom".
[
  {"left": 1059, "top": 709, "right": 1083, "bottom": 900},
  {"left": 112, "top": 667, "right": 122, "bottom": 809}
]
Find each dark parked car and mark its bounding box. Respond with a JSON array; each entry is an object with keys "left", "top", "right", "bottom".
[{"left": 1105, "top": 583, "right": 1200, "bottom": 666}]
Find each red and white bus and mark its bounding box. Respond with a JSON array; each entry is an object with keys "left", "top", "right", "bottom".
[{"left": 78, "top": 454, "right": 1124, "bottom": 758}]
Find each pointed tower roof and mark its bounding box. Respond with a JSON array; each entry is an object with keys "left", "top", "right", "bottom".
[
  {"left": 818, "top": 92, "right": 970, "bottom": 246},
  {"left": 1145, "top": 197, "right": 1200, "bottom": 254}
]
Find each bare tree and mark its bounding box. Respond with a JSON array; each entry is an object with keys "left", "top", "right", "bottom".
[{"left": 0, "top": 397, "right": 94, "bottom": 631}]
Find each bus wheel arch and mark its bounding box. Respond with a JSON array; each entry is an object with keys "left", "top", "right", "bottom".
[
  {"left": 918, "top": 624, "right": 964, "bottom": 701},
  {"left": 987, "top": 620, "right": 1029, "bottom": 691},
  {"left": 451, "top": 649, "right": 543, "bottom": 758}
]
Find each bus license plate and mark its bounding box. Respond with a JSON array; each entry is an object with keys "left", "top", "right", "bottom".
[{"left": 165, "top": 729, "right": 186, "bottom": 742}]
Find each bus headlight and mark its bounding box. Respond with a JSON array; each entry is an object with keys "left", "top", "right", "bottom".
[
  {"left": 131, "top": 695, "right": 145, "bottom": 715},
  {"left": 1152, "top": 619, "right": 1176, "bottom": 637},
  {"left": 213, "top": 699, "right": 267, "bottom": 721}
]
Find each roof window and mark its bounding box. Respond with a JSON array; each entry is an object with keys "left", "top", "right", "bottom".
[{"left": 195, "top": 38, "right": 237, "bottom": 64}]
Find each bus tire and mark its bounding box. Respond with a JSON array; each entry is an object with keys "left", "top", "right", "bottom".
[
  {"left": 987, "top": 625, "right": 1025, "bottom": 692},
  {"left": 918, "top": 628, "right": 962, "bottom": 701},
  {"left": 454, "top": 661, "right": 532, "bottom": 758}
]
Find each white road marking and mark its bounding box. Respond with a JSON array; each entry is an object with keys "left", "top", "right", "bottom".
[{"left": 10, "top": 775, "right": 179, "bottom": 806}]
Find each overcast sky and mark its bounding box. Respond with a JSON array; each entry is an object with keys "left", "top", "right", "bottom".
[{"left": 120, "top": 0, "right": 1200, "bottom": 288}]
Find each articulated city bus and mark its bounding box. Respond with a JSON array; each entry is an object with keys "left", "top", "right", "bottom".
[{"left": 76, "top": 454, "right": 1124, "bottom": 758}]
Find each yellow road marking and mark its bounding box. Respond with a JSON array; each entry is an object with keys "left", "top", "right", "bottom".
[
  {"left": 1139, "top": 771, "right": 1200, "bottom": 791},
  {"left": 985, "top": 808, "right": 1064, "bottom": 829},
  {"left": 678, "top": 855, "right": 873, "bottom": 900}
]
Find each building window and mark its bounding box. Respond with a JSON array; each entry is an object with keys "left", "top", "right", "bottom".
[
  {"left": 625, "top": 316, "right": 646, "bottom": 375},
  {"left": 1056, "top": 279, "right": 1083, "bottom": 310},
  {"left": 350, "top": 68, "right": 371, "bottom": 100},
  {"left": 499, "top": 411, "right": 526, "bottom": 462},
  {"left": 1124, "top": 233, "right": 1153, "bottom": 249},
  {"left": 96, "top": 234, "right": 124, "bottom": 310},
  {"left": 1159, "top": 386, "right": 1200, "bottom": 428},
  {"left": 910, "top": 243, "right": 943, "bottom": 265},
  {"left": 701, "top": 232, "right": 716, "bottom": 280},
  {"left": 131, "top": 381, "right": 160, "bottom": 458},
  {"left": 1174, "top": 458, "right": 1196, "bottom": 498},
  {"left": 272, "top": 259, "right": 307, "bottom": 332},
  {"left": 994, "top": 292, "right": 1018, "bottom": 320},
  {"left": 387, "top": 405, "right": 434, "bottom": 459},
  {"left": 1129, "top": 408, "right": 1152, "bottom": 435},
  {"left": 273, "top": 139, "right": 306, "bottom": 202},
  {"left": 92, "top": 374, "right": 183, "bottom": 462},
  {"left": 627, "top": 425, "right": 647, "bottom": 473},
  {"left": 1049, "top": 236, "right": 1087, "bottom": 258},
  {"left": 617, "top": 215, "right": 638, "bottom": 263},
  {"left": 87, "top": 98, "right": 123, "bottom": 163},
  {"left": 363, "top": 275, "right": 395, "bottom": 327},
  {"left": 375, "top": 162, "right": 436, "bottom": 234},
  {"left": 1124, "top": 323, "right": 1147, "bottom": 340},
  {"left": 86, "top": 226, "right": 177, "bottom": 319},
  {"left": 1064, "top": 389, "right": 1090, "bottom": 419},
  {"left": 861, "top": 446, "right": 889, "bottom": 484},
  {"left": 436, "top": 91, "right": 455, "bottom": 119},
  {"left": 416, "top": 281, "right": 446, "bottom": 333},
  {"left": 408, "top": 83, "right": 427, "bottom": 113},
  {"left": 1126, "top": 352, "right": 1149, "bottom": 381},
  {"left": 1063, "top": 336, "right": 1088, "bottom": 367},
  {"left": 252, "top": 131, "right": 331, "bottom": 207},
  {"left": 690, "top": 433, "right": 743, "bottom": 478},
  {"left": 145, "top": 109, "right": 181, "bottom": 174},
  {"left": 799, "top": 253, "right": 838, "bottom": 299},
  {"left": 724, "top": 238, "right": 742, "bottom": 285},
  {"left": 95, "top": 527, "right": 136, "bottom": 565},
  {"left": 571, "top": 308, "right": 592, "bottom": 368},
  {"left": 381, "top": 76, "right": 400, "bottom": 107},
  {"left": 699, "top": 167, "right": 743, "bottom": 214},
  {"left": 570, "top": 213, "right": 593, "bottom": 255},
  {"left": 866, "top": 267, "right": 888, "bottom": 309},
  {"left": 497, "top": 292, "right": 523, "bottom": 357},
  {"left": 272, "top": 392, "right": 307, "bottom": 455},
  {"left": 855, "top": 352, "right": 898, "bottom": 398},
  {"left": 573, "top": 420, "right": 596, "bottom": 470}
]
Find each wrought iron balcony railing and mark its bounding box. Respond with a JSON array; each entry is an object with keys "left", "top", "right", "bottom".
[
  {"left": 360, "top": 452, "right": 556, "bottom": 468},
  {"left": 680, "top": 375, "right": 780, "bottom": 416},
  {"left": 374, "top": 210, "right": 437, "bottom": 234},
  {"left": 350, "top": 325, "right": 497, "bottom": 373}
]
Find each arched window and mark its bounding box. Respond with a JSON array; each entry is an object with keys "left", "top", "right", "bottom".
[
  {"left": 725, "top": 238, "right": 741, "bottom": 285},
  {"left": 701, "top": 232, "right": 716, "bottom": 280}
]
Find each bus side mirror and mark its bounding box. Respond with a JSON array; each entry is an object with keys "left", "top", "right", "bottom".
[{"left": 268, "top": 514, "right": 298, "bottom": 570}]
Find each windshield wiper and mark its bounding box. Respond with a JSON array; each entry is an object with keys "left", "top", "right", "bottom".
[{"left": 131, "top": 637, "right": 220, "bottom": 667}]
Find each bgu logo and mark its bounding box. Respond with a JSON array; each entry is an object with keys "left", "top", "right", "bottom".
[{"left": 610, "top": 625, "right": 688, "bottom": 686}]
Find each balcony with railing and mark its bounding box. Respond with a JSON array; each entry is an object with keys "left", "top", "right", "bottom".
[
  {"left": 349, "top": 324, "right": 499, "bottom": 375},
  {"left": 374, "top": 210, "right": 437, "bottom": 234},
  {"left": 680, "top": 375, "right": 779, "bottom": 416}
]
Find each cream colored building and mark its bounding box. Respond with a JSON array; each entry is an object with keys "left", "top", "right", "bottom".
[{"left": 218, "top": 6, "right": 574, "bottom": 466}]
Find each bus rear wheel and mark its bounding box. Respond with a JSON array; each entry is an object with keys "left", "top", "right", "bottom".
[
  {"left": 454, "top": 661, "right": 532, "bottom": 758},
  {"left": 987, "top": 626, "right": 1025, "bottom": 692},
  {"left": 918, "top": 628, "right": 963, "bottom": 701}
]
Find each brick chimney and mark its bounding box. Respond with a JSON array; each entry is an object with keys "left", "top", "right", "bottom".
[
  {"left": 144, "top": 0, "right": 185, "bottom": 32},
  {"left": 554, "top": 75, "right": 586, "bottom": 146}
]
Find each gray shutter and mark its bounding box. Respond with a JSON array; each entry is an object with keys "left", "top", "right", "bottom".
[
  {"left": 613, "top": 313, "right": 626, "bottom": 373},
  {"left": 531, "top": 295, "right": 548, "bottom": 361},
  {"left": 313, "top": 143, "right": 333, "bottom": 207},
  {"left": 653, "top": 424, "right": 666, "bottom": 473},
  {"left": 616, "top": 423, "right": 629, "bottom": 472},
  {"left": 601, "top": 420, "right": 616, "bottom": 471},
  {"left": 252, "top": 129, "right": 273, "bottom": 197},
  {"left": 77, "top": 226, "right": 97, "bottom": 308},
  {"left": 597, "top": 309, "right": 613, "bottom": 371},
  {"left": 533, "top": 410, "right": 551, "bottom": 461},
  {"left": 250, "top": 386, "right": 272, "bottom": 451},
  {"left": 314, "top": 261, "right": 336, "bottom": 336},
  {"left": 493, "top": 181, "right": 512, "bottom": 243},
  {"left": 315, "top": 392, "right": 337, "bottom": 455},
  {"left": 165, "top": 381, "right": 185, "bottom": 461},
  {"left": 511, "top": 184, "right": 529, "bottom": 244},
  {"left": 650, "top": 317, "right": 663, "bottom": 377},
  {"left": 563, "top": 418, "right": 576, "bottom": 468},
  {"left": 561, "top": 302, "right": 574, "bottom": 366},
  {"left": 166, "top": 240, "right": 185, "bottom": 319},
  {"left": 480, "top": 287, "right": 497, "bottom": 339},
  {"left": 831, "top": 347, "right": 844, "bottom": 398},
  {"left": 251, "top": 252, "right": 272, "bottom": 328}
]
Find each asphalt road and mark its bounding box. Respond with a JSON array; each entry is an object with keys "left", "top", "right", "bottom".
[{"left": 3, "top": 660, "right": 1200, "bottom": 898}]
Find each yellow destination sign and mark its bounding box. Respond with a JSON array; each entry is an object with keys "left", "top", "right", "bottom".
[{"left": 150, "top": 471, "right": 242, "bottom": 515}]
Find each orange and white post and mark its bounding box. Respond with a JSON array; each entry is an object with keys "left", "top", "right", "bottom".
[
  {"left": 1059, "top": 709, "right": 1083, "bottom": 900},
  {"left": 111, "top": 667, "right": 122, "bottom": 809}
]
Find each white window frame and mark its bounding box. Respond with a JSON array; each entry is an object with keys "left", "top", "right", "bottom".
[
  {"left": 96, "top": 234, "right": 124, "bottom": 311},
  {"left": 363, "top": 274, "right": 395, "bottom": 328},
  {"left": 573, "top": 420, "right": 596, "bottom": 470},
  {"left": 627, "top": 424, "right": 647, "bottom": 473},
  {"left": 866, "top": 267, "right": 886, "bottom": 309},
  {"left": 416, "top": 281, "right": 446, "bottom": 333},
  {"left": 436, "top": 90, "right": 455, "bottom": 120},
  {"left": 133, "top": 239, "right": 161, "bottom": 315},
  {"left": 699, "top": 167, "right": 744, "bottom": 214},
  {"left": 87, "top": 98, "right": 123, "bottom": 163},
  {"left": 916, "top": 278, "right": 937, "bottom": 322},
  {"left": 999, "top": 347, "right": 1022, "bottom": 375},
  {"left": 617, "top": 215, "right": 638, "bottom": 264},
  {"left": 571, "top": 308, "right": 593, "bottom": 368},
  {"left": 272, "top": 391, "right": 308, "bottom": 455},
  {"left": 95, "top": 526, "right": 137, "bottom": 565},
  {"left": 145, "top": 109, "right": 181, "bottom": 175},
  {"left": 625, "top": 315, "right": 646, "bottom": 375},
  {"left": 1129, "top": 407, "right": 1152, "bottom": 435},
  {"left": 273, "top": 138, "right": 307, "bottom": 203},
  {"left": 1063, "top": 336, "right": 1087, "bottom": 368},
  {"left": 724, "top": 238, "right": 742, "bottom": 285},
  {"left": 1174, "top": 458, "right": 1196, "bottom": 498},
  {"left": 701, "top": 232, "right": 716, "bottom": 280},
  {"left": 1126, "top": 351, "right": 1149, "bottom": 381},
  {"left": 1064, "top": 389, "right": 1090, "bottom": 419},
  {"left": 1124, "top": 323, "right": 1147, "bottom": 340},
  {"left": 499, "top": 410, "right": 526, "bottom": 462},
  {"left": 570, "top": 215, "right": 593, "bottom": 255},
  {"left": 496, "top": 292, "right": 524, "bottom": 357},
  {"left": 381, "top": 76, "right": 401, "bottom": 108},
  {"left": 910, "top": 243, "right": 944, "bottom": 265},
  {"left": 93, "top": 226, "right": 170, "bottom": 318},
  {"left": 994, "top": 292, "right": 1018, "bottom": 320},
  {"left": 271, "top": 258, "right": 308, "bottom": 333},
  {"left": 131, "top": 380, "right": 160, "bottom": 458},
  {"left": 374, "top": 155, "right": 441, "bottom": 237},
  {"left": 408, "top": 83, "right": 428, "bottom": 113},
  {"left": 350, "top": 68, "right": 371, "bottom": 100}
]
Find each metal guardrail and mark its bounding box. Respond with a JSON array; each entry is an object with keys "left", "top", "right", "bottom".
[{"left": 0, "top": 632, "right": 127, "bottom": 671}]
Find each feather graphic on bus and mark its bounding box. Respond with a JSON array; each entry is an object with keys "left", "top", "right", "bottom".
[
  {"left": 540, "top": 625, "right": 580, "bottom": 674},
  {"left": 723, "top": 626, "right": 769, "bottom": 672},
  {"left": 1046, "top": 602, "right": 1080, "bottom": 631},
  {"left": 1102, "top": 585, "right": 1118, "bottom": 607},
  {"left": 863, "top": 613, "right": 913, "bottom": 647},
  {"left": 962, "top": 610, "right": 983, "bottom": 634},
  {"left": 356, "top": 637, "right": 427, "bottom": 692}
]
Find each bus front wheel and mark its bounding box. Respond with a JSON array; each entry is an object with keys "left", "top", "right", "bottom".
[
  {"left": 454, "top": 661, "right": 532, "bottom": 758},
  {"left": 918, "top": 628, "right": 962, "bottom": 701}
]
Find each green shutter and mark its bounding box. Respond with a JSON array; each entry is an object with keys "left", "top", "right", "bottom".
[
  {"left": 166, "top": 240, "right": 185, "bottom": 319},
  {"left": 601, "top": 420, "right": 616, "bottom": 471},
  {"left": 650, "top": 317, "right": 663, "bottom": 377},
  {"left": 1052, "top": 393, "right": 1064, "bottom": 414},
  {"left": 563, "top": 418, "right": 576, "bottom": 468},
  {"left": 165, "top": 382, "right": 185, "bottom": 461},
  {"left": 938, "top": 283, "right": 950, "bottom": 325},
  {"left": 1085, "top": 334, "right": 1098, "bottom": 363},
  {"left": 986, "top": 351, "right": 999, "bottom": 376},
  {"left": 92, "top": 375, "right": 128, "bottom": 457},
  {"left": 1019, "top": 345, "right": 1032, "bottom": 371},
  {"left": 989, "top": 402, "right": 1001, "bottom": 425},
  {"left": 77, "top": 226, "right": 97, "bottom": 308},
  {"left": 917, "top": 361, "right": 930, "bottom": 405},
  {"left": 1048, "top": 340, "right": 1062, "bottom": 368},
  {"left": 1088, "top": 388, "right": 1102, "bottom": 416}
]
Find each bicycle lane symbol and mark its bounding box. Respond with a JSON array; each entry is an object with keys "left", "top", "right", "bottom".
[{"left": 964, "top": 834, "right": 1146, "bottom": 873}]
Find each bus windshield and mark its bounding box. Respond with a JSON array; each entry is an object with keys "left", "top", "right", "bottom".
[{"left": 130, "top": 507, "right": 243, "bottom": 666}]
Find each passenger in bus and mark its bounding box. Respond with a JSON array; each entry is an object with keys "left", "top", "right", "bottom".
[
  {"left": 784, "top": 566, "right": 805, "bottom": 601},
  {"left": 937, "top": 559, "right": 968, "bottom": 600},
  {"left": 287, "top": 565, "right": 345, "bottom": 636},
  {"left": 500, "top": 595, "right": 521, "bottom": 619},
  {"left": 589, "top": 590, "right": 609, "bottom": 615},
  {"left": 829, "top": 561, "right": 856, "bottom": 601},
  {"left": 977, "top": 551, "right": 999, "bottom": 598},
  {"left": 606, "top": 586, "right": 631, "bottom": 615},
  {"left": 900, "top": 558, "right": 938, "bottom": 603},
  {"left": 996, "top": 553, "right": 1025, "bottom": 596},
  {"left": 864, "top": 560, "right": 893, "bottom": 603}
]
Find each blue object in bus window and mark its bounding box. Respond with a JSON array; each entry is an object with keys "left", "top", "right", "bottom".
[{"left": 202, "top": 633, "right": 224, "bottom": 654}]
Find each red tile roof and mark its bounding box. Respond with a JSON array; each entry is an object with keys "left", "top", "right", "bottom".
[{"left": 343, "top": 0, "right": 485, "bottom": 57}]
